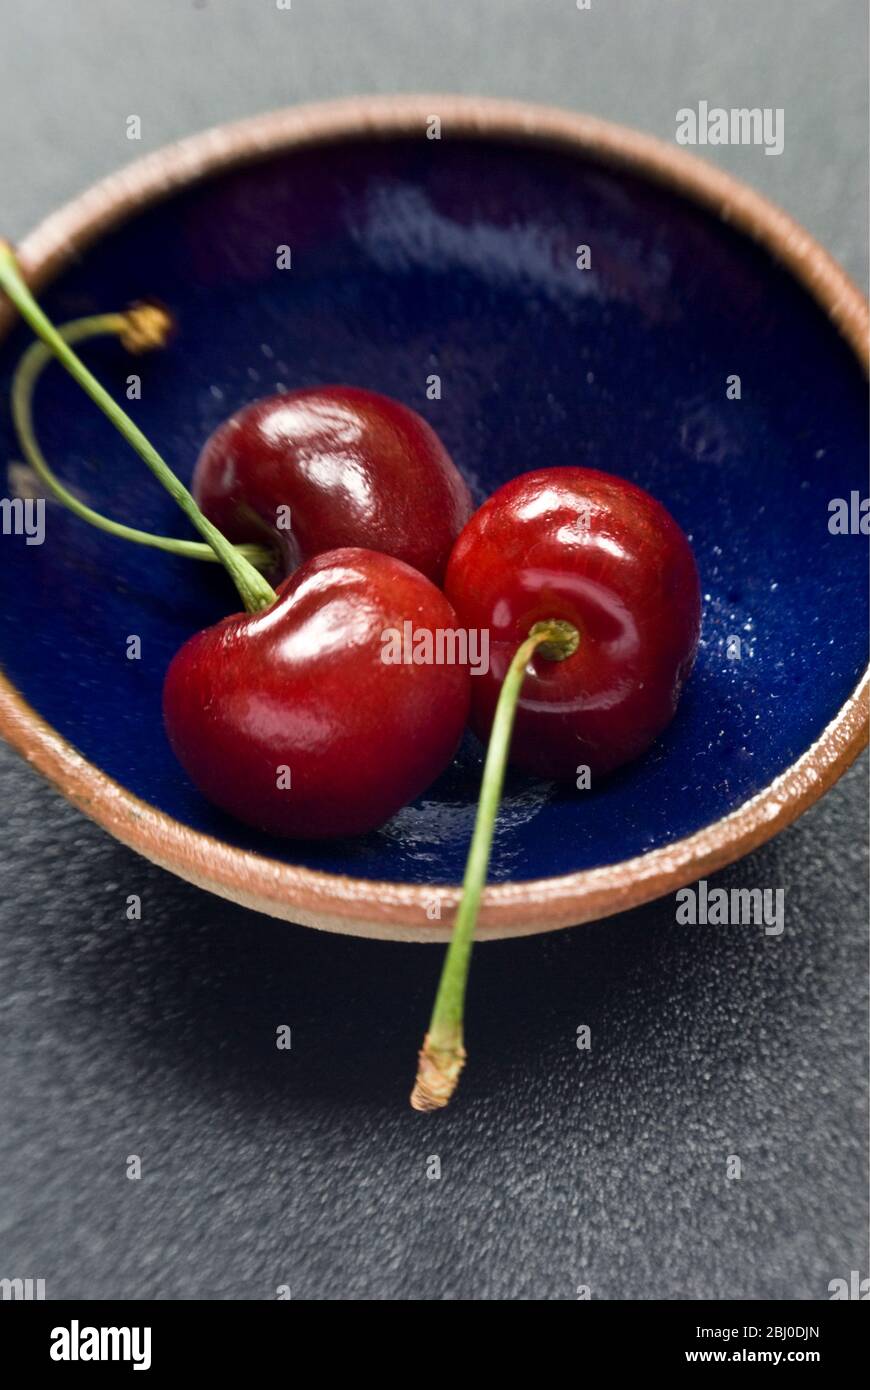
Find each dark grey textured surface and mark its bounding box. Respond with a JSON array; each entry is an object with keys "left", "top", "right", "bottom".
[{"left": 1, "top": 0, "right": 867, "bottom": 1301}]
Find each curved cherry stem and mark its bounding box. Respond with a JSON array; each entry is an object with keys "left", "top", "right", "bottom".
[
  {"left": 0, "top": 242, "right": 277, "bottom": 614},
  {"left": 411, "top": 618, "right": 580, "bottom": 1112},
  {"left": 11, "top": 312, "right": 274, "bottom": 572}
]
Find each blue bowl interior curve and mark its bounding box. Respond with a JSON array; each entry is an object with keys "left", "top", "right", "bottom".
[{"left": 0, "top": 136, "right": 866, "bottom": 885}]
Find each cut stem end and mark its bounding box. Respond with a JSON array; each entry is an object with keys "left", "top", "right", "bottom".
[
  {"left": 119, "top": 301, "right": 175, "bottom": 354},
  {"left": 410, "top": 1034, "right": 467, "bottom": 1112}
]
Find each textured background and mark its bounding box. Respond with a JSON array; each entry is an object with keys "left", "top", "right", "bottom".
[{"left": 0, "top": 0, "right": 867, "bottom": 1300}]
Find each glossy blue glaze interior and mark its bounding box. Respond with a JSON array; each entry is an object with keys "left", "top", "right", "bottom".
[{"left": 0, "top": 137, "right": 866, "bottom": 884}]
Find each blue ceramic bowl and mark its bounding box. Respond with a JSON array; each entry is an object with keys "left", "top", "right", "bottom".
[{"left": 0, "top": 99, "right": 866, "bottom": 938}]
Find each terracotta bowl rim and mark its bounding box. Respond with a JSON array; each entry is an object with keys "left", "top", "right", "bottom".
[{"left": 0, "top": 93, "right": 867, "bottom": 942}]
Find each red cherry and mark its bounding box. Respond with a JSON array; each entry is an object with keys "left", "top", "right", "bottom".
[
  {"left": 192, "top": 385, "right": 472, "bottom": 583},
  {"left": 163, "top": 548, "right": 471, "bottom": 838},
  {"left": 445, "top": 468, "right": 701, "bottom": 779}
]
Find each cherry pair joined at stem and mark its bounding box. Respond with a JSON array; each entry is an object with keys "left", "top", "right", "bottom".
[{"left": 1, "top": 269, "right": 475, "bottom": 841}]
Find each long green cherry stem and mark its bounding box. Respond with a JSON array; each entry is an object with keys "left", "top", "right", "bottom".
[
  {"left": 0, "top": 242, "right": 277, "bottom": 614},
  {"left": 411, "top": 618, "right": 580, "bottom": 1112},
  {"left": 11, "top": 311, "right": 274, "bottom": 572}
]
